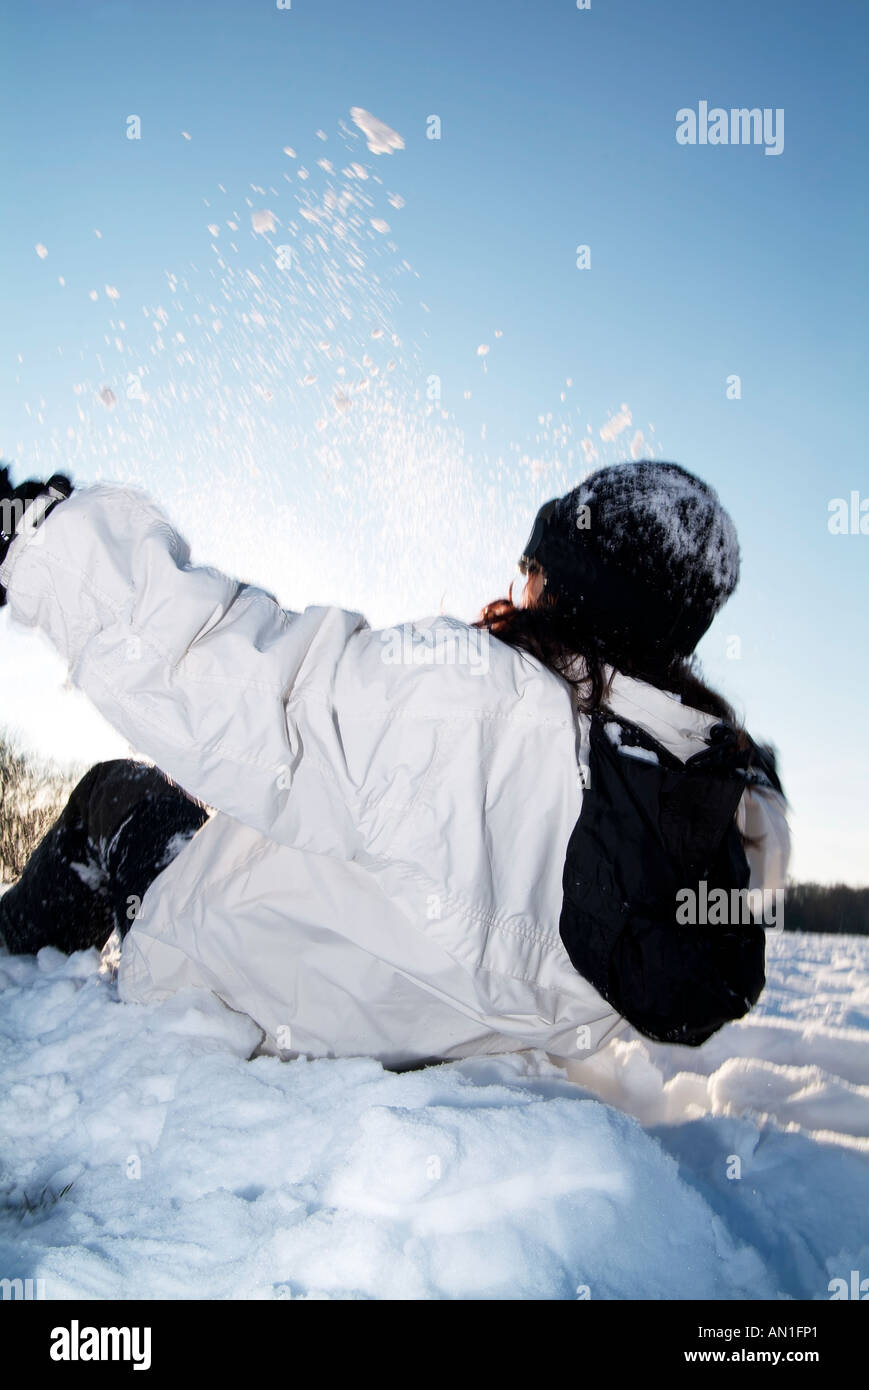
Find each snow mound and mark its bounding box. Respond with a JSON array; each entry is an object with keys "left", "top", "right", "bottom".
[{"left": 0, "top": 932, "right": 867, "bottom": 1300}]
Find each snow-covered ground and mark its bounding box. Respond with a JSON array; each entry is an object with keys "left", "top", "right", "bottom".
[{"left": 0, "top": 929, "right": 866, "bottom": 1300}]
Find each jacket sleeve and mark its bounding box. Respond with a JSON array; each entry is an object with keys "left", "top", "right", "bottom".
[
  {"left": 0, "top": 484, "right": 380, "bottom": 859},
  {"left": 737, "top": 786, "right": 791, "bottom": 894}
]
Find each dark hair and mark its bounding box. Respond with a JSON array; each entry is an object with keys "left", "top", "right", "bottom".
[{"left": 474, "top": 591, "right": 741, "bottom": 729}]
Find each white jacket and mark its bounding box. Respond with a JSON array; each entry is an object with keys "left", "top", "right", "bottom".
[{"left": 1, "top": 486, "right": 790, "bottom": 1067}]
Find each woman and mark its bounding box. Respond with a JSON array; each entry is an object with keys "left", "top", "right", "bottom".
[{"left": 0, "top": 461, "right": 789, "bottom": 1066}]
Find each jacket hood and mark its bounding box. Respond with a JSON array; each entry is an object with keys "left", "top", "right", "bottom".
[{"left": 584, "top": 668, "right": 721, "bottom": 764}]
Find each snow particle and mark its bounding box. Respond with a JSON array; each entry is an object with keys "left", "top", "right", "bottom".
[
  {"left": 581, "top": 437, "right": 599, "bottom": 464},
  {"left": 599, "top": 403, "right": 632, "bottom": 442},
  {"left": 350, "top": 107, "right": 405, "bottom": 156}
]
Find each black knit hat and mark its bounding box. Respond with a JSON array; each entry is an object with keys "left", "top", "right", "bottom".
[{"left": 519, "top": 461, "right": 740, "bottom": 662}]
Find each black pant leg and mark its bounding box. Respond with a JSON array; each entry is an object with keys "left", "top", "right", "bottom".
[
  {"left": 0, "top": 760, "right": 208, "bottom": 956},
  {"left": 101, "top": 771, "right": 210, "bottom": 940}
]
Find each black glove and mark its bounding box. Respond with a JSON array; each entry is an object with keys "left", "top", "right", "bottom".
[{"left": 0, "top": 466, "right": 74, "bottom": 606}]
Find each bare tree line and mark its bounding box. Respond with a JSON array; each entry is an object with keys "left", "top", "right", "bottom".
[{"left": 0, "top": 731, "right": 81, "bottom": 882}]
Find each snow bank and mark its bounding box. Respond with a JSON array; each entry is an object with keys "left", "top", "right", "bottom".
[{"left": 0, "top": 932, "right": 866, "bottom": 1300}]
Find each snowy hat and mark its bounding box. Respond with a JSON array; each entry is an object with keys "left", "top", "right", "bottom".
[{"left": 519, "top": 461, "right": 740, "bottom": 661}]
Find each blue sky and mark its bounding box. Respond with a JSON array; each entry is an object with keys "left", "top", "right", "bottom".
[{"left": 1, "top": 0, "right": 867, "bottom": 883}]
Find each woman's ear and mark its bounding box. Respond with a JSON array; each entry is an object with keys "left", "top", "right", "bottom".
[{"left": 522, "top": 569, "right": 547, "bottom": 609}]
